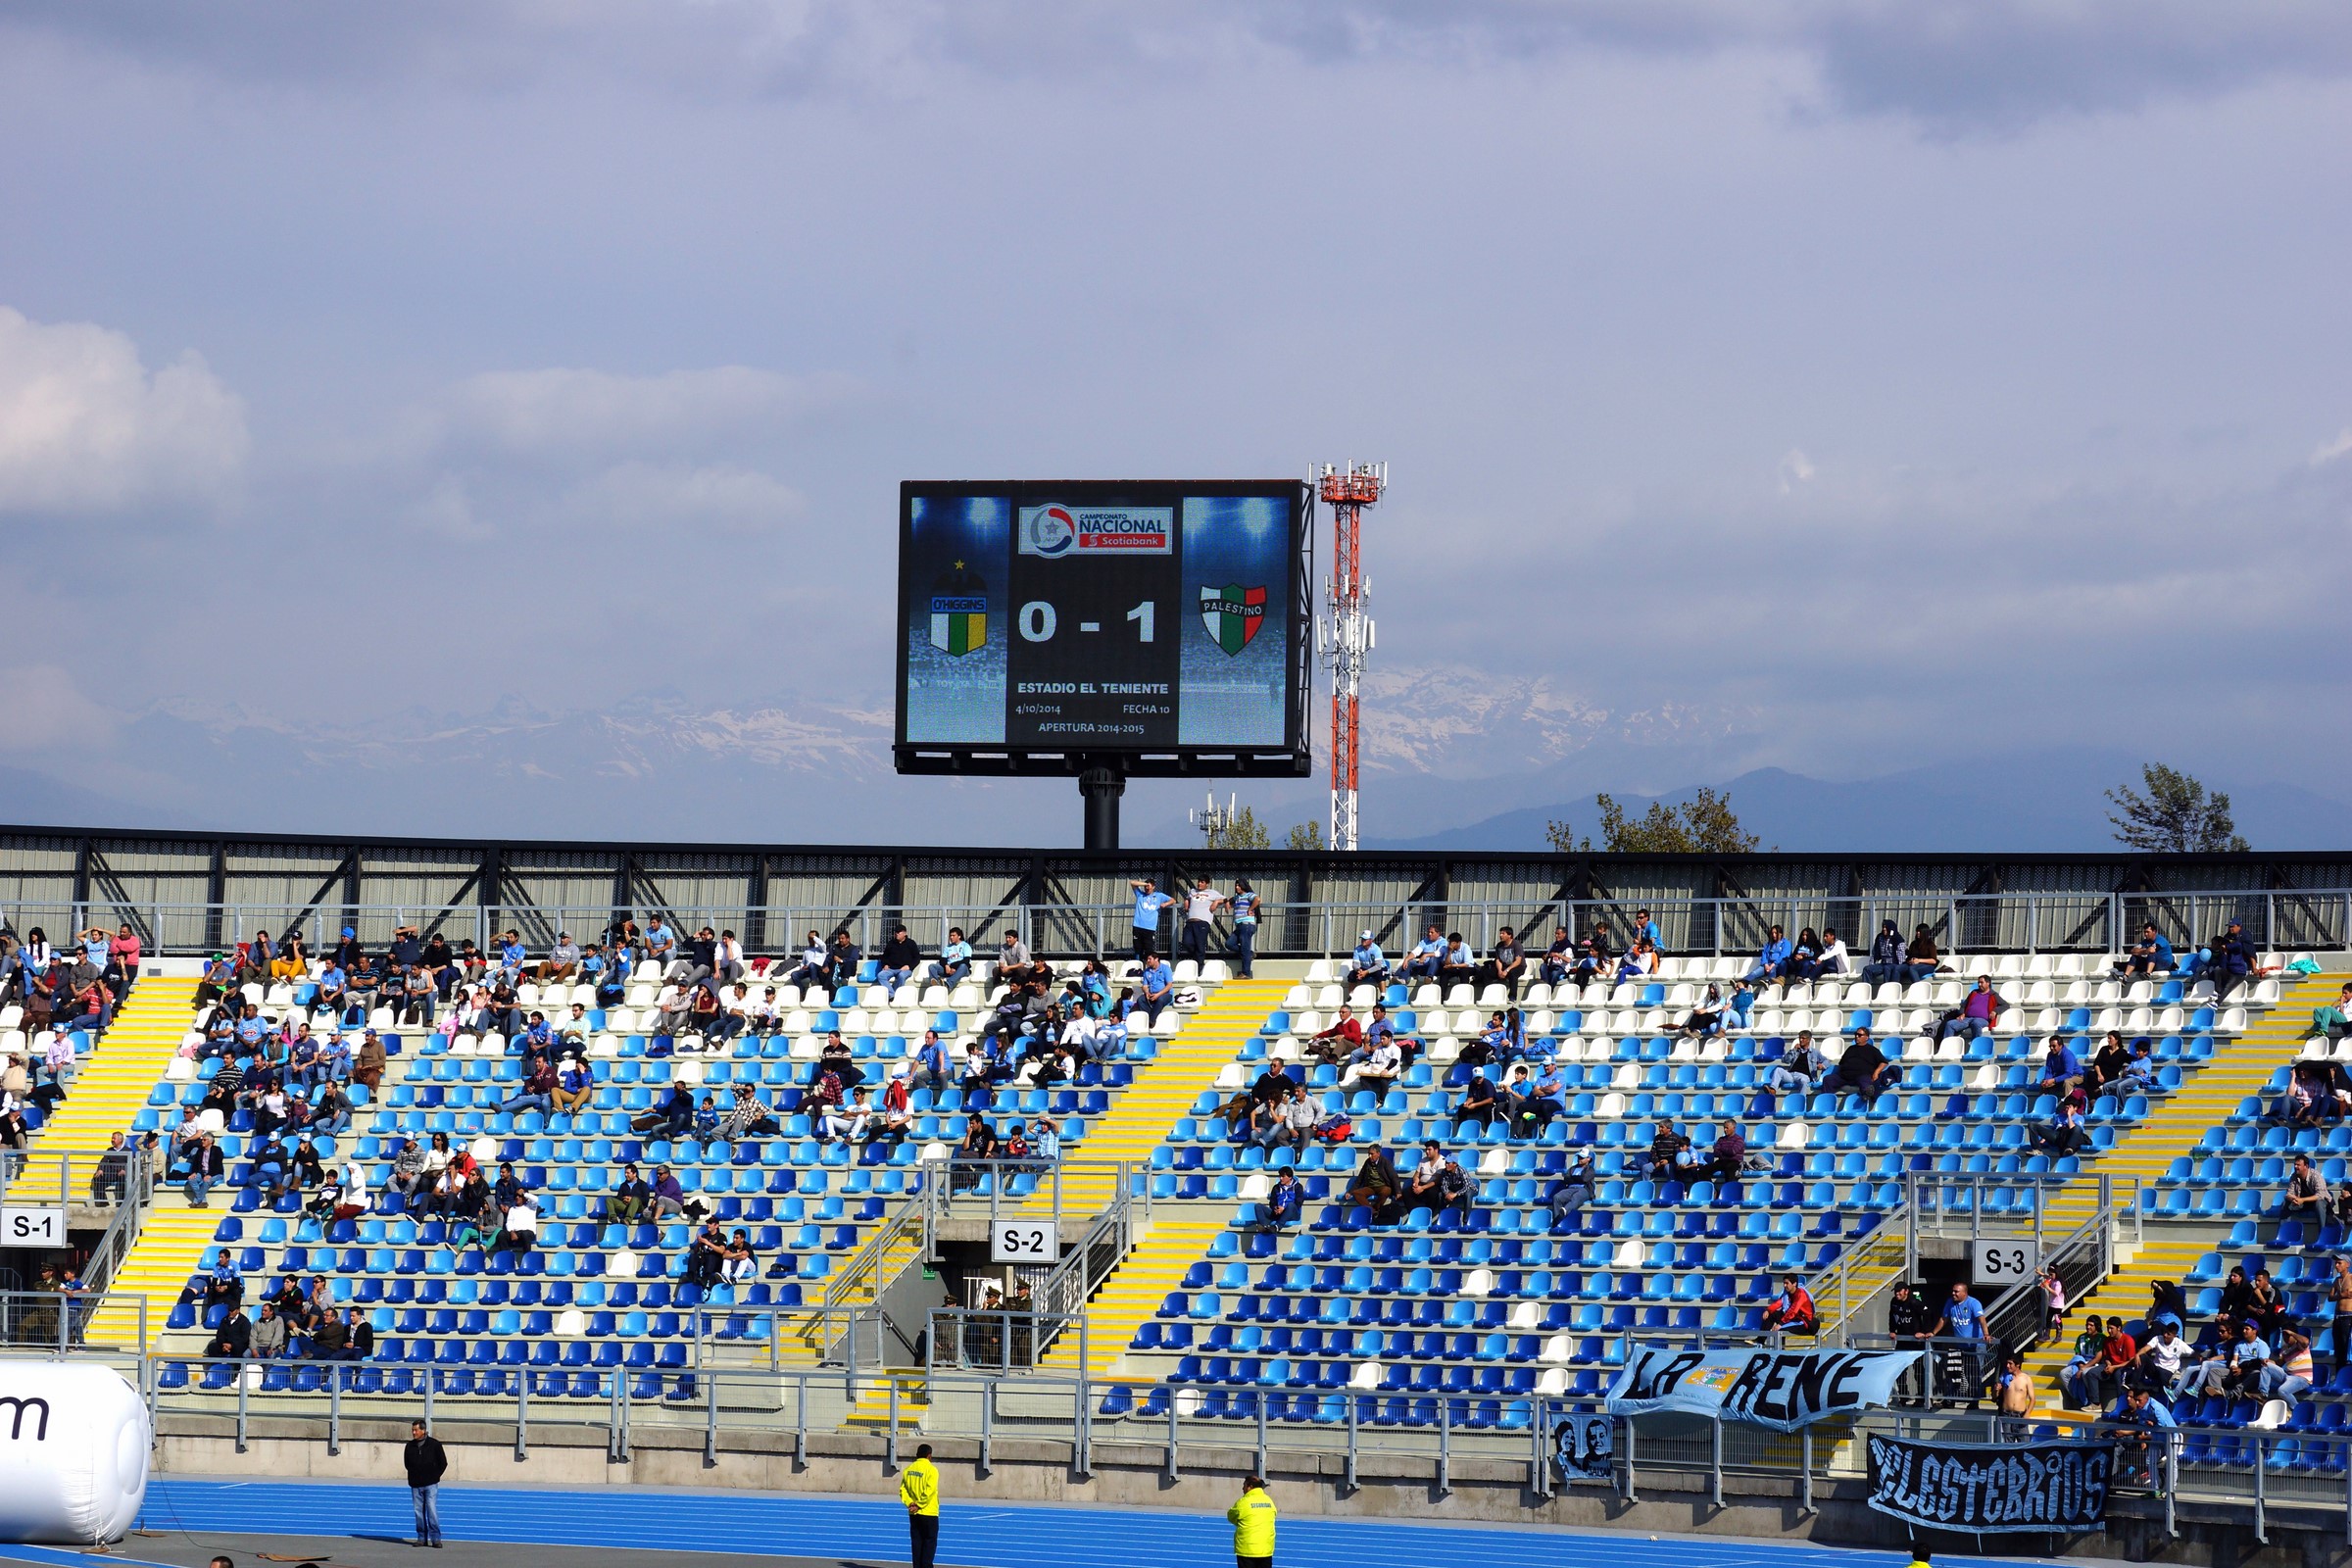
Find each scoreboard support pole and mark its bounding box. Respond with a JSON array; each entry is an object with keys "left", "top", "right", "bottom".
[{"left": 1080, "top": 764, "right": 1125, "bottom": 852}]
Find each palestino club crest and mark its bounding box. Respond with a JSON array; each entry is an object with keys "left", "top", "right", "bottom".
[
  {"left": 928, "top": 562, "right": 988, "bottom": 657},
  {"left": 1199, "top": 583, "right": 1265, "bottom": 656}
]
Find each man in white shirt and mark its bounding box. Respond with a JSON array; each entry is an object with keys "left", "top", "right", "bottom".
[
  {"left": 1179, "top": 878, "right": 1225, "bottom": 966},
  {"left": 1348, "top": 1037, "right": 1402, "bottom": 1092},
  {"left": 1814, "top": 928, "right": 1850, "bottom": 979},
  {"left": 821, "top": 1088, "right": 875, "bottom": 1145}
]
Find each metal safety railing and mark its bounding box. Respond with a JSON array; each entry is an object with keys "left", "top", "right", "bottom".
[
  {"left": 13, "top": 884, "right": 2352, "bottom": 963},
  {"left": 109, "top": 1349, "right": 2352, "bottom": 1536}
]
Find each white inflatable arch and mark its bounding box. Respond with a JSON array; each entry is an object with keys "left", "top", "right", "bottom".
[{"left": 0, "top": 1362, "right": 150, "bottom": 1543}]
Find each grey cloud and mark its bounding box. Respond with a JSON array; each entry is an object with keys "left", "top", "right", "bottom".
[{"left": 13, "top": 0, "right": 2352, "bottom": 129}]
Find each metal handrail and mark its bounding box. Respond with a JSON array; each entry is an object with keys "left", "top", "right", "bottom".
[{"left": 16, "top": 885, "right": 2350, "bottom": 960}]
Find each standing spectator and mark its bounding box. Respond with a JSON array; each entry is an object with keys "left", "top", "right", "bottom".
[
  {"left": 1225, "top": 880, "right": 1260, "bottom": 978},
  {"left": 1127, "top": 877, "right": 1176, "bottom": 962},
  {"left": 1180, "top": 878, "right": 1224, "bottom": 967},
  {"left": 1934, "top": 1282, "right": 1990, "bottom": 1399},
  {"left": 405, "top": 1419, "right": 447, "bottom": 1547}
]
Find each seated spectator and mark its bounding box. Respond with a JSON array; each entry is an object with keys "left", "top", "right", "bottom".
[
  {"left": 1771, "top": 1032, "right": 1823, "bottom": 1098},
  {"left": 1345, "top": 932, "right": 1390, "bottom": 989},
  {"left": 1401, "top": 924, "right": 1445, "bottom": 984},
  {"left": 2117, "top": 921, "right": 2178, "bottom": 977},
  {"left": 1613, "top": 940, "right": 1657, "bottom": 984},
  {"left": 1437, "top": 933, "right": 1477, "bottom": 991},
  {"left": 1345, "top": 1146, "right": 1402, "bottom": 1224},
  {"left": 1537, "top": 926, "right": 1574, "bottom": 987},
  {"left": 907, "top": 1029, "right": 952, "bottom": 1094},
  {"left": 203, "top": 1251, "right": 244, "bottom": 1313},
  {"left": 551, "top": 1059, "right": 595, "bottom": 1118},
  {"left": 2032, "top": 1100, "right": 2088, "bottom": 1157},
  {"left": 309, "top": 1308, "right": 352, "bottom": 1360},
  {"left": 1936, "top": 975, "right": 2003, "bottom": 1041},
  {"left": 2312, "top": 982, "right": 2352, "bottom": 1044},
  {"left": 204, "top": 1305, "right": 252, "bottom": 1361},
  {"left": 2034, "top": 1037, "right": 2083, "bottom": 1100},
  {"left": 820, "top": 1087, "right": 875, "bottom": 1146},
  {"left": 683, "top": 1220, "right": 730, "bottom": 1289},
  {"left": 1759, "top": 1273, "right": 1818, "bottom": 1337},
  {"left": 822, "top": 930, "right": 862, "bottom": 993},
  {"left": 1133, "top": 956, "right": 1175, "bottom": 1026},
  {"left": 1567, "top": 922, "right": 1615, "bottom": 983},
  {"left": 1253, "top": 1168, "right": 1305, "bottom": 1232},
  {"left": 1741, "top": 924, "right": 1792, "bottom": 986},
  {"left": 2136, "top": 1319, "right": 2193, "bottom": 1401},
  {"left": 1780, "top": 926, "right": 1824, "bottom": 989},
  {"left": 1305, "top": 1005, "right": 1364, "bottom": 1065},
  {"left": 874, "top": 1071, "right": 916, "bottom": 1148},
  {"left": 1403, "top": 1141, "right": 1448, "bottom": 1211},
  {"left": 181, "top": 1132, "right": 225, "bottom": 1208},
  {"left": 1814, "top": 926, "right": 1849, "bottom": 979},
  {"left": 494, "top": 1189, "right": 540, "bottom": 1255},
  {"left": 651, "top": 1164, "right": 692, "bottom": 1221},
  {"left": 1509, "top": 1062, "right": 1565, "bottom": 1141},
  {"left": 249, "top": 1301, "right": 288, "bottom": 1360},
  {"left": 718, "top": 1228, "right": 759, "bottom": 1285},
  {"left": 1704, "top": 1124, "right": 1747, "bottom": 1186},
  {"left": 2199, "top": 918, "right": 2257, "bottom": 1004},
  {"left": 1346, "top": 1034, "right": 1401, "bottom": 1093},
  {"left": 631, "top": 1082, "right": 696, "bottom": 1137},
  {"left": 2084, "top": 1030, "right": 2132, "bottom": 1094},
  {"left": 1676, "top": 984, "right": 1727, "bottom": 1040},
  {"left": 785, "top": 931, "right": 829, "bottom": 991},
  {"left": 1546, "top": 1150, "right": 1595, "bottom": 1228},
  {"left": 1822, "top": 1028, "right": 1893, "bottom": 1099},
  {"left": 2198, "top": 1319, "right": 2272, "bottom": 1397},
  {"left": 936, "top": 926, "right": 973, "bottom": 983},
  {"left": 1260, "top": 1085, "right": 1318, "bottom": 1154},
  {"left": 876, "top": 924, "right": 924, "bottom": 993},
  {"left": 1898, "top": 925, "right": 1943, "bottom": 984},
  {"left": 386, "top": 1135, "right": 428, "bottom": 1202},
  {"left": 1479, "top": 927, "right": 1526, "bottom": 999},
  {"left": 1456, "top": 1070, "right": 1501, "bottom": 1131},
  {"left": 309, "top": 1081, "right": 354, "bottom": 1138},
  {"left": 498, "top": 1055, "right": 559, "bottom": 1115},
  {"left": 2285, "top": 1153, "right": 2328, "bottom": 1222},
  {"left": 719, "top": 1084, "right": 782, "bottom": 1141},
  {"left": 1431, "top": 1150, "right": 1472, "bottom": 1224},
  {"left": 1643, "top": 1122, "right": 1689, "bottom": 1182},
  {"left": 1859, "top": 921, "right": 1906, "bottom": 985}
]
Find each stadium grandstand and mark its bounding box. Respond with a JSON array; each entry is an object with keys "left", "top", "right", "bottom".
[{"left": 7, "top": 828, "right": 2352, "bottom": 1557}]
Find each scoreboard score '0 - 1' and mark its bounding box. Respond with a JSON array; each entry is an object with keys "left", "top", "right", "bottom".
[{"left": 895, "top": 480, "right": 1311, "bottom": 777}]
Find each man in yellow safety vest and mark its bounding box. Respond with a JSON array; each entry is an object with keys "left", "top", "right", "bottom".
[
  {"left": 1228, "top": 1473, "right": 1277, "bottom": 1568},
  {"left": 900, "top": 1442, "right": 940, "bottom": 1568}
]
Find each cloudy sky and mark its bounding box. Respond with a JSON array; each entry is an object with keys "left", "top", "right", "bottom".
[{"left": 1, "top": 2, "right": 2348, "bottom": 846}]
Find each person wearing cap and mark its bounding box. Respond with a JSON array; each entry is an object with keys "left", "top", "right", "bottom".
[
  {"left": 1127, "top": 876, "right": 1176, "bottom": 962},
  {"left": 2203, "top": 918, "right": 2257, "bottom": 1004},
  {"left": 1228, "top": 1474, "right": 1277, "bottom": 1567},
  {"left": 332, "top": 926, "right": 362, "bottom": 971},
  {"left": 1346, "top": 931, "right": 1389, "bottom": 988},
  {"left": 900, "top": 1442, "right": 941, "bottom": 1568}
]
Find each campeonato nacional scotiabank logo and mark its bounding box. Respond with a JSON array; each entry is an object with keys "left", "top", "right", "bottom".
[
  {"left": 1199, "top": 583, "right": 1265, "bottom": 655},
  {"left": 1017, "top": 504, "right": 1171, "bottom": 556}
]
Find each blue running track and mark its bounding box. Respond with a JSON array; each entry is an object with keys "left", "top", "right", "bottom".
[{"left": 135, "top": 1479, "right": 2066, "bottom": 1568}]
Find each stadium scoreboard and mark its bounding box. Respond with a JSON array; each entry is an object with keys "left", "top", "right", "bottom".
[{"left": 896, "top": 480, "right": 1311, "bottom": 776}]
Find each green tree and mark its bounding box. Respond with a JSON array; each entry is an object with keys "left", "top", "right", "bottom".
[
  {"left": 1544, "top": 818, "right": 1590, "bottom": 855},
  {"left": 1572, "top": 787, "right": 1760, "bottom": 854},
  {"left": 1205, "top": 805, "right": 1271, "bottom": 851},
  {"left": 2106, "top": 764, "right": 2249, "bottom": 853},
  {"left": 1286, "top": 819, "right": 1324, "bottom": 852}
]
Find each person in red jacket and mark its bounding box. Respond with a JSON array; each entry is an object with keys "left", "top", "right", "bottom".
[{"left": 1760, "top": 1273, "right": 1819, "bottom": 1338}]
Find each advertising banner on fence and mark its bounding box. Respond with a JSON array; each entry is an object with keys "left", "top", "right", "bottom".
[
  {"left": 1864, "top": 1434, "right": 2115, "bottom": 1534},
  {"left": 1603, "top": 1345, "right": 1921, "bottom": 1432}
]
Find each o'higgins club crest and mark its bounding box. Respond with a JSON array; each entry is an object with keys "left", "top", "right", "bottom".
[
  {"left": 1199, "top": 582, "right": 1265, "bottom": 655},
  {"left": 929, "top": 562, "right": 988, "bottom": 657}
]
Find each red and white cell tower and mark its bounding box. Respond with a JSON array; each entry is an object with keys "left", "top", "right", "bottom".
[{"left": 1317, "top": 462, "right": 1385, "bottom": 852}]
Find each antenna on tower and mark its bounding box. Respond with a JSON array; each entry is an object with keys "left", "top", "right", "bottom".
[
  {"left": 1190, "top": 792, "right": 1239, "bottom": 848},
  {"left": 1316, "top": 461, "right": 1385, "bottom": 853}
]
